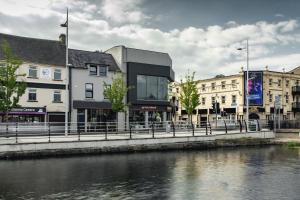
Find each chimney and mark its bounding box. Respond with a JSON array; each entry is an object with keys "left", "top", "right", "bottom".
[{"left": 59, "top": 34, "right": 66, "bottom": 45}]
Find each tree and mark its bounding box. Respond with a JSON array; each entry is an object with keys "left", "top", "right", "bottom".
[
  {"left": 0, "top": 40, "right": 26, "bottom": 122},
  {"left": 178, "top": 72, "right": 200, "bottom": 123},
  {"left": 103, "top": 73, "right": 130, "bottom": 113}
]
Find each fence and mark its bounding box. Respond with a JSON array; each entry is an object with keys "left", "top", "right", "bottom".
[{"left": 0, "top": 119, "right": 272, "bottom": 144}]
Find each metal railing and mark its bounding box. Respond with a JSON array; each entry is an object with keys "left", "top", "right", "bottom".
[{"left": 0, "top": 120, "right": 272, "bottom": 144}]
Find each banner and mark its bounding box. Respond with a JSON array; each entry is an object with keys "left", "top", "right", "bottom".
[{"left": 244, "top": 71, "right": 263, "bottom": 106}]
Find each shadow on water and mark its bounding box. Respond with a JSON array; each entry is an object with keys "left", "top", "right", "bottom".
[{"left": 0, "top": 146, "right": 299, "bottom": 200}]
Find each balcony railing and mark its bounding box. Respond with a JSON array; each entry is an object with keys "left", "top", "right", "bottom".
[{"left": 292, "top": 86, "right": 300, "bottom": 95}]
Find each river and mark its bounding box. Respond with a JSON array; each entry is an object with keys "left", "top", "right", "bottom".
[{"left": 0, "top": 146, "right": 299, "bottom": 200}]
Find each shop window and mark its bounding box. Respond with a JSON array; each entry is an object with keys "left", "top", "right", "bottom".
[
  {"left": 54, "top": 69, "right": 62, "bottom": 80},
  {"left": 89, "top": 65, "right": 97, "bottom": 76},
  {"left": 99, "top": 66, "right": 107, "bottom": 76},
  {"left": 53, "top": 91, "right": 62, "bottom": 102},
  {"left": 85, "top": 83, "right": 93, "bottom": 98},
  {"left": 28, "top": 89, "right": 37, "bottom": 101},
  {"left": 28, "top": 66, "right": 38, "bottom": 78}
]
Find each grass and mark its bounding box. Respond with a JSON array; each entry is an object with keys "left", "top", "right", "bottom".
[{"left": 286, "top": 142, "right": 300, "bottom": 148}]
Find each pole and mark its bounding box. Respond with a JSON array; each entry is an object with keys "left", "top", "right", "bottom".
[
  {"left": 64, "top": 8, "right": 69, "bottom": 135},
  {"left": 246, "top": 39, "right": 249, "bottom": 132},
  {"left": 215, "top": 99, "right": 217, "bottom": 127}
]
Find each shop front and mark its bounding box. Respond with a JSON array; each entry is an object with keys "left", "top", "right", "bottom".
[{"left": 0, "top": 107, "right": 47, "bottom": 123}]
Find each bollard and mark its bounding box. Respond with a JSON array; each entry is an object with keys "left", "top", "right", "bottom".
[
  {"left": 48, "top": 123, "right": 51, "bottom": 143},
  {"left": 224, "top": 120, "right": 227, "bottom": 134},
  {"left": 192, "top": 123, "right": 194, "bottom": 136},
  {"left": 129, "top": 125, "right": 132, "bottom": 139},
  {"left": 78, "top": 127, "right": 81, "bottom": 141},
  {"left": 15, "top": 122, "right": 18, "bottom": 143},
  {"left": 205, "top": 122, "right": 208, "bottom": 135},
  {"left": 244, "top": 120, "right": 248, "bottom": 133},
  {"left": 172, "top": 121, "right": 175, "bottom": 137},
  {"left": 152, "top": 123, "right": 155, "bottom": 138},
  {"left": 105, "top": 123, "right": 108, "bottom": 140}
]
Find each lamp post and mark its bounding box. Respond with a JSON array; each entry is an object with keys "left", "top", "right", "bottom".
[
  {"left": 237, "top": 39, "right": 249, "bottom": 131},
  {"left": 61, "top": 8, "right": 69, "bottom": 135}
]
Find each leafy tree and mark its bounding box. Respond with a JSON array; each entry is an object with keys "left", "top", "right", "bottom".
[
  {"left": 103, "top": 73, "right": 130, "bottom": 113},
  {"left": 178, "top": 72, "right": 200, "bottom": 123},
  {"left": 0, "top": 40, "right": 26, "bottom": 122}
]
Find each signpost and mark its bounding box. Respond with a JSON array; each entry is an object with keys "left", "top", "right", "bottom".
[{"left": 274, "top": 96, "right": 281, "bottom": 130}]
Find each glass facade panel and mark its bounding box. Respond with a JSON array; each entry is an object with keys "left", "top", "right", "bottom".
[{"left": 137, "top": 75, "right": 168, "bottom": 101}]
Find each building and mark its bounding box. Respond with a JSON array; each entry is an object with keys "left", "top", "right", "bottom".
[
  {"left": 106, "top": 46, "right": 175, "bottom": 125},
  {"left": 175, "top": 66, "right": 300, "bottom": 125},
  {"left": 0, "top": 33, "right": 67, "bottom": 123},
  {"left": 68, "top": 49, "right": 121, "bottom": 128}
]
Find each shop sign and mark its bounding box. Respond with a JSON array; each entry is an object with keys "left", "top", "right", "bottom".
[
  {"left": 141, "top": 106, "right": 157, "bottom": 111},
  {"left": 10, "top": 107, "right": 46, "bottom": 113}
]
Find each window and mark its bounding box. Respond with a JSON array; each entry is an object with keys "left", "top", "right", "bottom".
[
  {"left": 211, "top": 82, "right": 216, "bottom": 90},
  {"left": 99, "top": 66, "right": 107, "bottom": 76},
  {"left": 221, "top": 96, "right": 226, "bottom": 104},
  {"left": 221, "top": 81, "right": 226, "bottom": 89},
  {"left": 54, "top": 69, "right": 62, "bottom": 80},
  {"left": 232, "top": 95, "right": 236, "bottom": 104},
  {"left": 176, "top": 88, "right": 179, "bottom": 93},
  {"left": 89, "top": 65, "right": 97, "bottom": 76},
  {"left": 269, "top": 93, "right": 273, "bottom": 102},
  {"left": 53, "top": 91, "right": 61, "bottom": 102},
  {"left": 201, "top": 84, "right": 206, "bottom": 91},
  {"left": 137, "top": 75, "right": 168, "bottom": 101},
  {"left": 28, "top": 66, "right": 38, "bottom": 78},
  {"left": 211, "top": 96, "right": 215, "bottom": 104},
  {"left": 296, "top": 80, "right": 299, "bottom": 86},
  {"left": 231, "top": 80, "right": 237, "bottom": 88},
  {"left": 201, "top": 97, "right": 206, "bottom": 105},
  {"left": 278, "top": 79, "right": 281, "bottom": 87},
  {"left": 85, "top": 83, "right": 93, "bottom": 98},
  {"left": 28, "top": 89, "right": 37, "bottom": 101},
  {"left": 286, "top": 80, "right": 289, "bottom": 87},
  {"left": 269, "top": 78, "right": 272, "bottom": 86},
  {"left": 286, "top": 92, "right": 289, "bottom": 103}
]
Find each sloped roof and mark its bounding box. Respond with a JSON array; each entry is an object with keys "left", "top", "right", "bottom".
[
  {"left": 68, "top": 49, "right": 120, "bottom": 71},
  {"left": 0, "top": 33, "right": 66, "bottom": 66}
]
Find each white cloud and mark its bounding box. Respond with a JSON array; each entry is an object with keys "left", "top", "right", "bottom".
[{"left": 0, "top": 1, "right": 300, "bottom": 80}]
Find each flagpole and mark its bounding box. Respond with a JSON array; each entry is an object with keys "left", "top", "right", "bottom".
[{"left": 64, "top": 8, "right": 69, "bottom": 135}]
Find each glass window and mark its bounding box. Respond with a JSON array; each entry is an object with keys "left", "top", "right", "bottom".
[
  {"left": 221, "top": 81, "right": 226, "bottom": 89},
  {"left": 211, "top": 96, "right": 215, "bottom": 104},
  {"left": 286, "top": 92, "right": 289, "bottom": 103},
  {"left": 137, "top": 75, "right": 168, "bottom": 101},
  {"left": 53, "top": 91, "right": 61, "bottom": 102},
  {"left": 28, "top": 89, "right": 37, "bottom": 101},
  {"left": 269, "top": 78, "right": 272, "bottom": 86},
  {"left": 221, "top": 96, "right": 226, "bottom": 104},
  {"left": 202, "top": 97, "right": 206, "bottom": 105},
  {"left": 269, "top": 94, "right": 273, "bottom": 102},
  {"left": 286, "top": 80, "right": 289, "bottom": 87},
  {"left": 104, "top": 85, "right": 111, "bottom": 99},
  {"left": 29, "top": 66, "right": 38, "bottom": 78},
  {"left": 211, "top": 82, "right": 216, "bottom": 90},
  {"left": 232, "top": 80, "right": 237, "bottom": 88},
  {"left": 85, "top": 83, "right": 93, "bottom": 98},
  {"left": 278, "top": 79, "right": 281, "bottom": 87},
  {"left": 201, "top": 84, "right": 206, "bottom": 91},
  {"left": 232, "top": 95, "right": 236, "bottom": 104},
  {"left": 54, "top": 69, "right": 61, "bottom": 80},
  {"left": 89, "top": 65, "right": 97, "bottom": 76},
  {"left": 99, "top": 66, "right": 107, "bottom": 76}
]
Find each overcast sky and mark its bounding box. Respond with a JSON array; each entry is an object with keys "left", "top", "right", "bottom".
[{"left": 1, "top": 0, "right": 300, "bottom": 80}]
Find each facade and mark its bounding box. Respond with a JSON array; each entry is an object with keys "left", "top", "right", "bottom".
[
  {"left": 68, "top": 49, "right": 121, "bottom": 127},
  {"left": 175, "top": 66, "right": 300, "bottom": 125},
  {"left": 106, "top": 46, "right": 175, "bottom": 125},
  {"left": 0, "top": 33, "right": 67, "bottom": 123}
]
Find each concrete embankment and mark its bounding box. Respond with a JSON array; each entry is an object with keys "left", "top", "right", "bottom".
[{"left": 0, "top": 132, "right": 275, "bottom": 159}]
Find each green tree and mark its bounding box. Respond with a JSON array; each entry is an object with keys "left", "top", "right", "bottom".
[
  {"left": 0, "top": 40, "right": 26, "bottom": 122},
  {"left": 178, "top": 72, "right": 200, "bottom": 123},
  {"left": 103, "top": 73, "right": 130, "bottom": 113}
]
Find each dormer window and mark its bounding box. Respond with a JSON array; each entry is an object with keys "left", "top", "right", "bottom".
[
  {"left": 89, "top": 65, "right": 98, "bottom": 76},
  {"left": 99, "top": 66, "right": 107, "bottom": 76}
]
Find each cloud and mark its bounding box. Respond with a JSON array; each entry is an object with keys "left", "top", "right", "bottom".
[
  {"left": 275, "top": 13, "right": 285, "bottom": 18},
  {"left": 101, "top": 0, "right": 149, "bottom": 24},
  {"left": 0, "top": 1, "right": 300, "bottom": 80}
]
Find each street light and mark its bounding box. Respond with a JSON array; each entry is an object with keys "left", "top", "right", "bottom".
[
  {"left": 237, "top": 39, "right": 249, "bottom": 131},
  {"left": 61, "top": 8, "right": 69, "bottom": 135}
]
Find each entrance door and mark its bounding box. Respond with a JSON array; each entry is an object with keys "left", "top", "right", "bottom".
[{"left": 77, "top": 109, "right": 85, "bottom": 131}]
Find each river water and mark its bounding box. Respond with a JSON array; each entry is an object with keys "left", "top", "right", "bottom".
[{"left": 0, "top": 146, "right": 299, "bottom": 200}]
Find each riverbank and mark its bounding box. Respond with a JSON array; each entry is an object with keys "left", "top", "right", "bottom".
[{"left": 0, "top": 131, "right": 275, "bottom": 159}]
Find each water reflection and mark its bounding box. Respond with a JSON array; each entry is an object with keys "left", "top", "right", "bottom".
[{"left": 0, "top": 146, "right": 299, "bottom": 200}]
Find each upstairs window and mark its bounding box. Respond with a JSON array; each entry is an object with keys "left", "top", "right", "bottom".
[
  {"left": 278, "top": 79, "right": 281, "bottom": 87},
  {"left": 201, "top": 97, "right": 206, "bottom": 105},
  {"left": 85, "top": 83, "right": 93, "bottom": 98},
  {"left": 53, "top": 91, "right": 62, "bottom": 102},
  {"left": 232, "top": 80, "right": 237, "bottom": 88},
  {"left": 286, "top": 80, "right": 289, "bottom": 87},
  {"left": 201, "top": 84, "right": 206, "bottom": 91},
  {"left": 28, "top": 89, "right": 37, "bottom": 101},
  {"left": 286, "top": 92, "right": 289, "bottom": 103},
  {"left": 99, "top": 66, "right": 107, "bottom": 76},
  {"left": 211, "top": 82, "right": 216, "bottom": 90},
  {"left": 269, "top": 93, "right": 273, "bottom": 102},
  {"left": 269, "top": 78, "right": 273, "bottom": 86},
  {"left": 211, "top": 96, "right": 215, "bottom": 104},
  {"left": 54, "top": 69, "right": 62, "bottom": 80},
  {"left": 89, "top": 65, "right": 97, "bottom": 76},
  {"left": 232, "top": 95, "right": 236, "bottom": 104},
  {"left": 221, "top": 96, "right": 226, "bottom": 104},
  {"left": 221, "top": 81, "right": 226, "bottom": 89},
  {"left": 104, "top": 84, "right": 111, "bottom": 99},
  {"left": 28, "top": 66, "right": 38, "bottom": 78}
]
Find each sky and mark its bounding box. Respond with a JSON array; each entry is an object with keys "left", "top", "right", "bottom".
[{"left": 0, "top": 0, "right": 300, "bottom": 80}]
